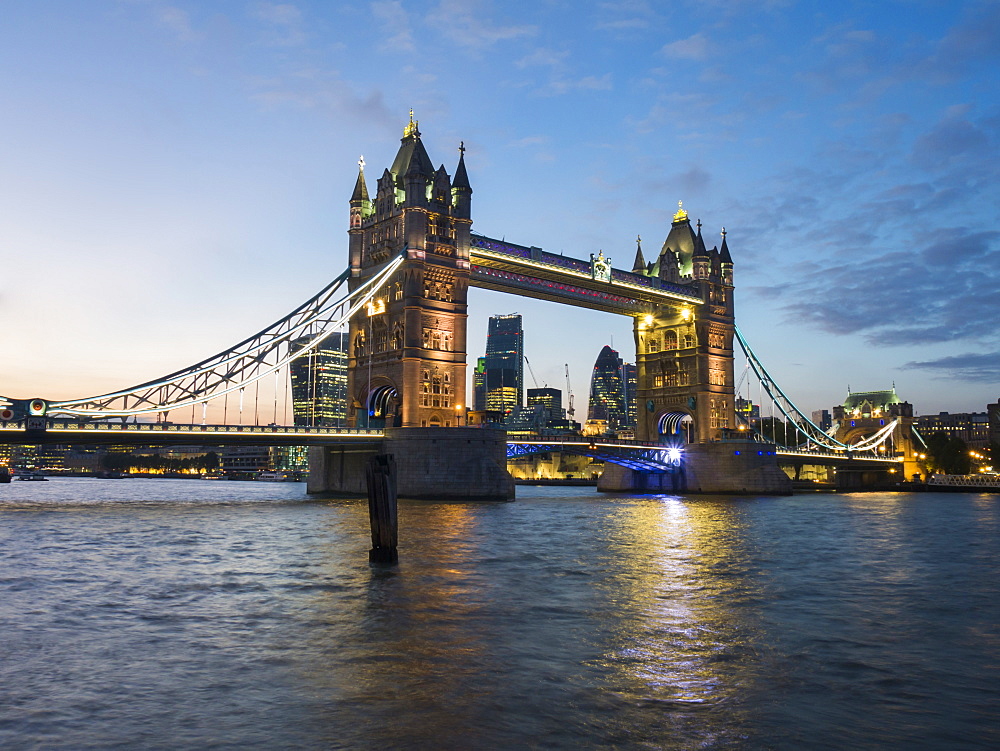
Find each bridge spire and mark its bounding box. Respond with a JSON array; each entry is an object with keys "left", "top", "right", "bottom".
[
  {"left": 453, "top": 141, "right": 471, "bottom": 191},
  {"left": 403, "top": 108, "right": 419, "bottom": 138},
  {"left": 632, "top": 234, "right": 646, "bottom": 273},
  {"left": 719, "top": 226, "right": 733, "bottom": 264},
  {"left": 351, "top": 156, "right": 369, "bottom": 203}
]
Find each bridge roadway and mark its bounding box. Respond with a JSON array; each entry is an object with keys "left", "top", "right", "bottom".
[
  {"left": 775, "top": 447, "right": 901, "bottom": 470},
  {"left": 1, "top": 419, "right": 901, "bottom": 474},
  {"left": 0, "top": 419, "right": 384, "bottom": 448}
]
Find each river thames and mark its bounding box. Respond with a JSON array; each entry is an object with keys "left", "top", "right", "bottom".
[{"left": 1, "top": 478, "right": 997, "bottom": 749}]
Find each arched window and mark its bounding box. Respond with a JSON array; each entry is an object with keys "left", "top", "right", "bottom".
[{"left": 664, "top": 331, "right": 678, "bottom": 350}]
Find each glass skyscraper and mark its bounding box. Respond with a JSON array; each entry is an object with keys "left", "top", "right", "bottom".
[
  {"left": 623, "top": 362, "right": 637, "bottom": 428},
  {"left": 527, "top": 387, "right": 561, "bottom": 412},
  {"left": 588, "top": 345, "right": 627, "bottom": 430},
  {"left": 473, "top": 357, "right": 487, "bottom": 412},
  {"left": 484, "top": 313, "right": 523, "bottom": 416},
  {"left": 289, "top": 332, "right": 349, "bottom": 426}
]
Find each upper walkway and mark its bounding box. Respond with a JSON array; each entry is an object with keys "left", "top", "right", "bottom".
[{"left": 469, "top": 234, "right": 702, "bottom": 315}]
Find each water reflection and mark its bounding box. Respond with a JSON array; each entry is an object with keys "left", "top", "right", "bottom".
[
  {"left": 587, "top": 495, "right": 764, "bottom": 746},
  {"left": 295, "top": 494, "right": 770, "bottom": 748},
  {"left": 5, "top": 482, "right": 995, "bottom": 749},
  {"left": 301, "top": 502, "right": 506, "bottom": 748}
]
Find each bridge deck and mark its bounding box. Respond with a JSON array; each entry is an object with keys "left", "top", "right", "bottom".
[
  {"left": 0, "top": 420, "right": 385, "bottom": 447},
  {"left": 469, "top": 235, "right": 702, "bottom": 315}
]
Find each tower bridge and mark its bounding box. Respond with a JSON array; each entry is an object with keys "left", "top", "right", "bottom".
[{"left": 1, "top": 114, "right": 917, "bottom": 497}]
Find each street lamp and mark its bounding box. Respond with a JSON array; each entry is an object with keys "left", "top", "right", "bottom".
[{"left": 454, "top": 404, "right": 463, "bottom": 427}]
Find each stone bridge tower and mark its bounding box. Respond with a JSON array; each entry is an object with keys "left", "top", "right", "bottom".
[
  {"left": 632, "top": 203, "right": 736, "bottom": 443},
  {"left": 346, "top": 114, "right": 472, "bottom": 428}
]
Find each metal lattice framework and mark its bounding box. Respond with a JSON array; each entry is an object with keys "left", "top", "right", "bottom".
[
  {"left": 507, "top": 440, "right": 683, "bottom": 472},
  {"left": 31, "top": 252, "right": 406, "bottom": 419},
  {"left": 735, "top": 325, "right": 897, "bottom": 454}
]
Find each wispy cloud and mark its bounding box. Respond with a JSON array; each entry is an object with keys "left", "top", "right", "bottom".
[
  {"left": 252, "top": 2, "right": 306, "bottom": 46},
  {"left": 771, "top": 227, "right": 1000, "bottom": 347},
  {"left": 249, "top": 68, "right": 396, "bottom": 132},
  {"left": 372, "top": 1, "right": 414, "bottom": 52},
  {"left": 904, "top": 352, "right": 1000, "bottom": 382},
  {"left": 156, "top": 5, "right": 197, "bottom": 42},
  {"left": 427, "top": 0, "right": 536, "bottom": 49},
  {"left": 661, "top": 33, "right": 710, "bottom": 61},
  {"left": 594, "top": 0, "right": 659, "bottom": 31}
]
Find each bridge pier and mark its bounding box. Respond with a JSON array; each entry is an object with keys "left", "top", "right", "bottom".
[
  {"left": 598, "top": 442, "right": 792, "bottom": 495},
  {"left": 308, "top": 427, "right": 514, "bottom": 501}
]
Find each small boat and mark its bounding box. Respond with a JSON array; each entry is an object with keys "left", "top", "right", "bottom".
[
  {"left": 16, "top": 471, "right": 48, "bottom": 481},
  {"left": 256, "top": 471, "right": 289, "bottom": 481}
]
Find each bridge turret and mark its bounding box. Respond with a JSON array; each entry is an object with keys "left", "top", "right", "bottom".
[
  {"left": 349, "top": 157, "right": 371, "bottom": 273},
  {"left": 719, "top": 227, "right": 733, "bottom": 286},
  {"left": 452, "top": 143, "right": 473, "bottom": 263},
  {"left": 661, "top": 201, "right": 698, "bottom": 277},
  {"left": 631, "top": 235, "right": 646, "bottom": 273},
  {"left": 346, "top": 114, "right": 471, "bottom": 430},
  {"left": 636, "top": 203, "right": 736, "bottom": 444},
  {"left": 691, "top": 220, "right": 710, "bottom": 280},
  {"left": 452, "top": 142, "right": 472, "bottom": 221}
]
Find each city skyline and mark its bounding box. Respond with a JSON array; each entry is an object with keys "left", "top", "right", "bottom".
[{"left": 2, "top": 1, "right": 998, "bottom": 417}]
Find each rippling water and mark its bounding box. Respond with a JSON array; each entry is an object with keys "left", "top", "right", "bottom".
[{"left": 1, "top": 478, "right": 998, "bottom": 749}]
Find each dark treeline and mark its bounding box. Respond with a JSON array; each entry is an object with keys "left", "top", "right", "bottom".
[{"left": 101, "top": 451, "right": 220, "bottom": 472}]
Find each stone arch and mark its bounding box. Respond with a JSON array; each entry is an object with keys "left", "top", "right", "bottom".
[
  {"left": 359, "top": 380, "right": 399, "bottom": 429},
  {"left": 658, "top": 411, "right": 694, "bottom": 443}
]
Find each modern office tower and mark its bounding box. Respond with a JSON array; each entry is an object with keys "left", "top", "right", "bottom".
[
  {"left": 811, "top": 409, "right": 832, "bottom": 431},
  {"left": 289, "top": 332, "right": 349, "bottom": 426},
  {"left": 915, "top": 411, "right": 991, "bottom": 449},
  {"left": 473, "top": 357, "right": 487, "bottom": 412},
  {"left": 527, "top": 387, "right": 562, "bottom": 412},
  {"left": 588, "top": 345, "right": 627, "bottom": 430},
  {"left": 737, "top": 397, "right": 761, "bottom": 426},
  {"left": 485, "top": 313, "right": 523, "bottom": 416},
  {"left": 623, "top": 362, "right": 637, "bottom": 427}
]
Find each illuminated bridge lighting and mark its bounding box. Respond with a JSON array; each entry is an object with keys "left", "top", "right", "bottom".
[
  {"left": 507, "top": 438, "right": 681, "bottom": 472},
  {"left": 470, "top": 235, "right": 703, "bottom": 305}
]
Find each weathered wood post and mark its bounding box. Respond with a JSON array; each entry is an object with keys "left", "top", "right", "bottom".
[{"left": 366, "top": 454, "right": 398, "bottom": 564}]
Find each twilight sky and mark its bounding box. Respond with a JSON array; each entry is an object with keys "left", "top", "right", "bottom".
[{"left": 2, "top": 0, "right": 998, "bottom": 419}]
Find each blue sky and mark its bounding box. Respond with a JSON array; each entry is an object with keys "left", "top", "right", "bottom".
[{"left": 2, "top": 0, "right": 998, "bottom": 419}]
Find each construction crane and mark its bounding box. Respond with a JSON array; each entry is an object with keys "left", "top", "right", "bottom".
[
  {"left": 565, "top": 363, "right": 575, "bottom": 418},
  {"left": 524, "top": 355, "right": 541, "bottom": 389}
]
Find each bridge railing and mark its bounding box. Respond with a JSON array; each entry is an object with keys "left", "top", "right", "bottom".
[{"left": 0, "top": 419, "right": 384, "bottom": 437}]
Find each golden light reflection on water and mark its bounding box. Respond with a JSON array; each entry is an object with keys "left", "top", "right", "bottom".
[
  {"left": 296, "top": 495, "right": 767, "bottom": 746},
  {"left": 595, "top": 496, "right": 761, "bottom": 716}
]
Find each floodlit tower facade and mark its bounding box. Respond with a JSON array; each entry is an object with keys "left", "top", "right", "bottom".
[
  {"left": 346, "top": 113, "right": 472, "bottom": 428},
  {"left": 484, "top": 313, "right": 523, "bottom": 416},
  {"left": 633, "top": 203, "right": 736, "bottom": 443}
]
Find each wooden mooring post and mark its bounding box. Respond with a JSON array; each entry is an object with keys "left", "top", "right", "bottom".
[{"left": 366, "top": 454, "right": 398, "bottom": 564}]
